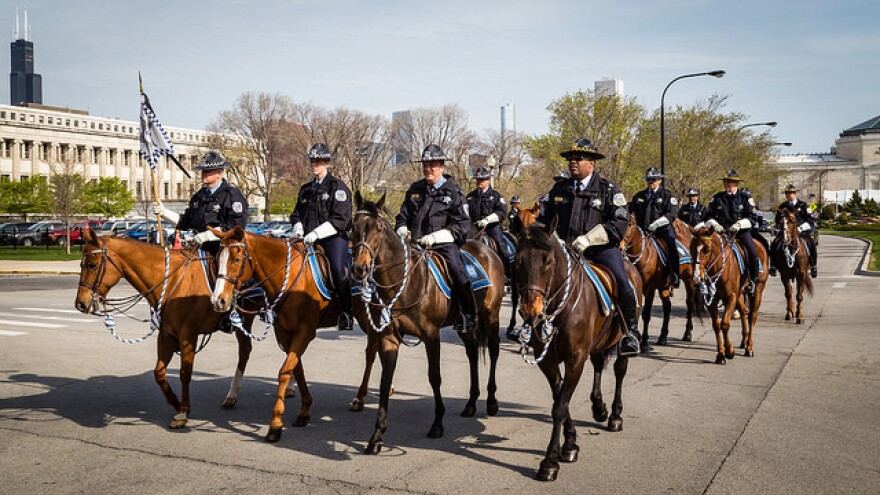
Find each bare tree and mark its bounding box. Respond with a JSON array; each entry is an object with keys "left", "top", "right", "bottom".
[
  {"left": 475, "top": 128, "right": 530, "bottom": 196},
  {"left": 390, "top": 104, "right": 477, "bottom": 186},
  {"left": 49, "top": 156, "right": 86, "bottom": 254}
]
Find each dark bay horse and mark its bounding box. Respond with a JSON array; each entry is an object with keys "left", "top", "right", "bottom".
[
  {"left": 772, "top": 208, "right": 813, "bottom": 323},
  {"left": 514, "top": 219, "right": 643, "bottom": 482},
  {"left": 74, "top": 229, "right": 258, "bottom": 428},
  {"left": 350, "top": 192, "right": 504, "bottom": 455},
  {"left": 689, "top": 227, "right": 769, "bottom": 363},
  {"left": 210, "top": 227, "right": 350, "bottom": 443},
  {"left": 472, "top": 226, "right": 519, "bottom": 339}
]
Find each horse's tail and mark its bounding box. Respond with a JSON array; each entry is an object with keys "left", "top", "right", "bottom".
[{"left": 804, "top": 267, "right": 814, "bottom": 296}]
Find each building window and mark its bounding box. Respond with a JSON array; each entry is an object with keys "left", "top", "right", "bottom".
[
  {"left": 78, "top": 147, "right": 86, "bottom": 163},
  {"left": 113, "top": 125, "right": 119, "bottom": 132},
  {"left": 38, "top": 115, "right": 44, "bottom": 123},
  {"left": 136, "top": 181, "right": 143, "bottom": 197},
  {"left": 2, "top": 139, "right": 12, "bottom": 158},
  {"left": 176, "top": 183, "right": 183, "bottom": 198},
  {"left": 28, "top": 114, "right": 34, "bottom": 122},
  {"left": 10, "top": 112, "right": 16, "bottom": 120},
  {"left": 20, "top": 175, "right": 29, "bottom": 180},
  {"left": 21, "top": 142, "right": 30, "bottom": 159},
  {"left": 98, "top": 123, "right": 103, "bottom": 130},
  {"left": 0, "top": 174, "right": 10, "bottom": 182},
  {"left": 90, "top": 178, "right": 97, "bottom": 185},
  {"left": 20, "top": 114, "right": 25, "bottom": 121},
  {"left": 65, "top": 119, "right": 70, "bottom": 126},
  {"left": 163, "top": 182, "right": 170, "bottom": 197},
  {"left": 0, "top": 111, "right": 5, "bottom": 119},
  {"left": 47, "top": 116, "right": 52, "bottom": 124},
  {"left": 74, "top": 120, "right": 79, "bottom": 127},
  {"left": 108, "top": 150, "right": 115, "bottom": 166}
]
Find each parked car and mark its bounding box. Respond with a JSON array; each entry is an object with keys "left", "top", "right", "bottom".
[
  {"left": 245, "top": 222, "right": 264, "bottom": 234},
  {"left": 0, "top": 222, "right": 37, "bottom": 246},
  {"left": 96, "top": 219, "right": 141, "bottom": 237},
  {"left": 49, "top": 220, "right": 107, "bottom": 246},
  {"left": 755, "top": 210, "right": 774, "bottom": 233},
  {"left": 263, "top": 221, "right": 291, "bottom": 237},
  {"left": 119, "top": 221, "right": 175, "bottom": 243},
  {"left": 27, "top": 220, "right": 67, "bottom": 245}
]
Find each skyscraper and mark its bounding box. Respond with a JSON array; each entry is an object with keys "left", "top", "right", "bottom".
[
  {"left": 10, "top": 9, "right": 42, "bottom": 105},
  {"left": 594, "top": 77, "right": 623, "bottom": 98}
]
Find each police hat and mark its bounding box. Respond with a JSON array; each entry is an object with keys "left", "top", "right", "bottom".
[
  {"left": 559, "top": 138, "right": 605, "bottom": 161},
  {"left": 473, "top": 167, "right": 492, "bottom": 180},
  {"left": 643, "top": 167, "right": 665, "bottom": 180},
  {"left": 687, "top": 187, "right": 700, "bottom": 196},
  {"left": 415, "top": 144, "right": 451, "bottom": 163},
  {"left": 783, "top": 184, "right": 798, "bottom": 193},
  {"left": 307, "top": 143, "right": 334, "bottom": 161},
  {"left": 193, "top": 150, "right": 231, "bottom": 171},
  {"left": 720, "top": 169, "right": 743, "bottom": 181},
  {"left": 553, "top": 170, "right": 571, "bottom": 182},
  {"left": 510, "top": 196, "right": 522, "bottom": 204}
]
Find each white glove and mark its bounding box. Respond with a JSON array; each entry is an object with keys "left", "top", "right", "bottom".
[
  {"left": 193, "top": 230, "right": 220, "bottom": 244},
  {"left": 693, "top": 222, "right": 706, "bottom": 230},
  {"left": 418, "top": 229, "right": 454, "bottom": 247},
  {"left": 706, "top": 219, "right": 724, "bottom": 233},
  {"left": 304, "top": 222, "right": 336, "bottom": 245},
  {"left": 291, "top": 222, "right": 304, "bottom": 238},
  {"left": 153, "top": 202, "right": 180, "bottom": 224},
  {"left": 396, "top": 226, "right": 411, "bottom": 240},
  {"left": 571, "top": 224, "right": 609, "bottom": 253},
  {"left": 476, "top": 213, "right": 500, "bottom": 229},
  {"left": 647, "top": 217, "right": 670, "bottom": 233},
  {"left": 797, "top": 222, "right": 811, "bottom": 233},
  {"left": 729, "top": 218, "right": 752, "bottom": 234}
]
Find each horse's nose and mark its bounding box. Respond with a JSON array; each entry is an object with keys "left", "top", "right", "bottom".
[
  {"left": 352, "top": 263, "right": 368, "bottom": 281},
  {"left": 75, "top": 301, "right": 88, "bottom": 314}
]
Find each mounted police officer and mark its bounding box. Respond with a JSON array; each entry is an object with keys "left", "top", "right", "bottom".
[
  {"left": 395, "top": 144, "right": 477, "bottom": 334},
  {"left": 771, "top": 184, "right": 817, "bottom": 278},
  {"left": 467, "top": 166, "right": 511, "bottom": 269},
  {"left": 678, "top": 188, "right": 706, "bottom": 227},
  {"left": 289, "top": 143, "right": 354, "bottom": 330},
  {"left": 154, "top": 150, "right": 248, "bottom": 255},
  {"left": 507, "top": 196, "right": 522, "bottom": 226},
  {"left": 701, "top": 169, "right": 761, "bottom": 293},
  {"left": 540, "top": 138, "right": 641, "bottom": 356},
  {"left": 629, "top": 167, "right": 681, "bottom": 287}
]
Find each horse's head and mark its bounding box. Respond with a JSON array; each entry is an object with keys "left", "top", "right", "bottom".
[
  {"left": 621, "top": 214, "right": 639, "bottom": 250},
  {"left": 777, "top": 208, "right": 798, "bottom": 247},
  {"left": 514, "top": 216, "right": 563, "bottom": 322},
  {"left": 210, "top": 226, "right": 251, "bottom": 313},
  {"left": 351, "top": 191, "right": 390, "bottom": 282},
  {"left": 689, "top": 225, "right": 719, "bottom": 282},
  {"left": 75, "top": 228, "right": 123, "bottom": 314}
]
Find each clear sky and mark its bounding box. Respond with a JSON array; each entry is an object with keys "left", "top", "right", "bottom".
[{"left": 5, "top": 0, "right": 878, "bottom": 154}]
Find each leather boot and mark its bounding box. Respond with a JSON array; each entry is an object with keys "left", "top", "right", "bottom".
[
  {"left": 809, "top": 243, "right": 818, "bottom": 278},
  {"left": 337, "top": 280, "right": 354, "bottom": 331},
  {"left": 618, "top": 290, "right": 640, "bottom": 356},
  {"left": 748, "top": 260, "right": 759, "bottom": 295},
  {"left": 455, "top": 281, "right": 479, "bottom": 334}
]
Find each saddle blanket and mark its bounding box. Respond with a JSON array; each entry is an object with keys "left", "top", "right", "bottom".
[
  {"left": 428, "top": 250, "right": 493, "bottom": 299},
  {"left": 730, "top": 241, "right": 764, "bottom": 275},
  {"left": 650, "top": 237, "right": 692, "bottom": 266},
  {"left": 578, "top": 258, "right": 613, "bottom": 316},
  {"left": 481, "top": 232, "right": 517, "bottom": 263},
  {"left": 307, "top": 247, "right": 334, "bottom": 300}
]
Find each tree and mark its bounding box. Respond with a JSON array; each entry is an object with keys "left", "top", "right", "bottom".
[
  {"left": 844, "top": 190, "right": 864, "bottom": 216},
  {"left": 474, "top": 128, "right": 530, "bottom": 196},
  {"left": 49, "top": 158, "right": 87, "bottom": 253},
  {"left": 82, "top": 177, "right": 135, "bottom": 218},
  {"left": 0, "top": 176, "right": 51, "bottom": 221}
]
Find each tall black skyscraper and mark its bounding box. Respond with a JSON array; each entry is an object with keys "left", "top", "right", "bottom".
[{"left": 10, "top": 9, "right": 42, "bottom": 105}]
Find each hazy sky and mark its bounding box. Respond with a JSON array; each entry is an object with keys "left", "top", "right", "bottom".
[{"left": 4, "top": 0, "right": 878, "bottom": 154}]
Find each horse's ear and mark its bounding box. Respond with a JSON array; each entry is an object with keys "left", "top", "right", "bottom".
[
  {"left": 529, "top": 203, "right": 541, "bottom": 215},
  {"left": 232, "top": 226, "right": 245, "bottom": 241},
  {"left": 355, "top": 190, "right": 363, "bottom": 209},
  {"left": 376, "top": 192, "right": 386, "bottom": 210},
  {"left": 83, "top": 227, "right": 98, "bottom": 244}
]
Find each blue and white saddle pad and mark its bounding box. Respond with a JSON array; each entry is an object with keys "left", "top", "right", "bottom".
[
  {"left": 482, "top": 233, "right": 517, "bottom": 263},
  {"left": 730, "top": 241, "right": 764, "bottom": 275},
  {"left": 649, "top": 237, "right": 692, "bottom": 266},
  {"left": 307, "top": 247, "right": 334, "bottom": 300},
  {"left": 427, "top": 250, "right": 493, "bottom": 299},
  {"left": 199, "top": 248, "right": 214, "bottom": 292},
  {"left": 578, "top": 258, "right": 613, "bottom": 316}
]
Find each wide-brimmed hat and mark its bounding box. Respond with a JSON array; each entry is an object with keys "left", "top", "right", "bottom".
[
  {"left": 193, "top": 150, "right": 231, "bottom": 171},
  {"left": 720, "top": 169, "right": 743, "bottom": 181},
  {"left": 415, "top": 144, "right": 451, "bottom": 163},
  {"left": 559, "top": 138, "right": 605, "bottom": 161},
  {"left": 687, "top": 187, "right": 700, "bottom": 196},
  {"left": 643, "top": 167, "right": 665, "bottom": 180},
  {"left": 783, "top": 184, "right": 798, "bottom": 193},
  {"left": 510, "top": 196, "right": 522, "bottom": 203},
  {"left": 307, "top": 143, "right": 334, "bottom": 161},
  {"left": 473, "top": 166, "right": 492, "bottom": 180}
]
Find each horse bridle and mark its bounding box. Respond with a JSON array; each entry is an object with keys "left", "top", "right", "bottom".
[
  {"left": 216, "top": 240, "right": 253, "bottom": 291},
  {"left": 79, "top": 236, "right": 120, "bottom": 306}
]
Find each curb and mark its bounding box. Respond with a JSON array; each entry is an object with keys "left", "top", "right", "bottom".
[
  {"left": 0, "top": 270, "right": 80, "bottom": 275},
  {"left": 823, "top": 233, "right": 879, "bottom": 277}
]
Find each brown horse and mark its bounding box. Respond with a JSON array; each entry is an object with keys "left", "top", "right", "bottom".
[
  {"left": 350, "top": 192, "right": 504, "bottom": 455},
  {"left": 210, "top": 227, "right": 350, "bottom": 443},
  {"left": 471, "top": 227, "right": 520, "bottom": 339},
  {"left": 74, "top": 229, "right": 259, "bottom": 428},
  {"left": 689, "top": 227, "right": 769, "bottom": 363},
  {"left": 514, "top": 219, "right": 642, "bottom": 481},
  {"left": 771, "top": 208, "right": 813, "bottom": 323}
]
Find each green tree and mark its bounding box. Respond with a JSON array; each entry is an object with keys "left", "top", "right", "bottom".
[
  {"left": 0, "top": 176, "right": 51, "bottom": 221},
  {"left": 268, "top": 180, "right": 299, "bottom": 216},
  {"left": 844, "top": 190, "right": 864, "bottom": 216},
  {"left": 82, "top": 177, "right": 135, "bottom": 218},
  {"left": 50, "top": 172, "right": 87, "bottom": 252}
]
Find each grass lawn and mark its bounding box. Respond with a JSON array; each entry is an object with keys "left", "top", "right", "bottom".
[
  {"left": 821, "top": 230, "right": 880, "bottom": 271},
  {"left": 0, "top": 246, "right": 83, "bottom": 261}
]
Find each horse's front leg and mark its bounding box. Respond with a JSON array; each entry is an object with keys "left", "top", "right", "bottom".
[
  {"left": 717, "top": 295, "right": 736, "bottom": 364},
  {"left": 486, "top": 315, "right": 500, "bottom": 416},
  {"left": 535, "top": 349, "right": 564, "bottom": 481},
  {"left": 424, "top": 333, "right": 446, "bottom": 437},
  {"left": 223, "top": 319, "right": 254, "bottom": 409},
  {"left": 640, "top": 289, "right": 655, "bottom": 352},
  {"left": 365, "top": 332, "right": 400, "bottom": 455},
  {"left": 682, "top": 266, "right": 695, "bottom": 341},
  {"left": 737, "top": 295, "right": 750, "bottom": 351},
  {"left": 783, "top": 275, "right": 794, "bottom": 321},
  {"left": 609, "top": 353, "right": 629, "bottom": 431},
  {"left": 745, "top": 287, "right": 764, "bottom": 357},
  {"left": 460, "top": 329, "right": 480, "bottom": 418},
  {"left": 538, "top": 353, "right": 586, "bottom": 481},
  {"left": 173, "top": 337, "right": 197, "bottom": 429},
  {"left": 795, "top": 277, "right": 805, "bottom": 325},
  {"left": 154, "top": 332, "right": 181, "bottom": 422},
  {"left": 657, "top": 292, "right": 672, "bottom": 345},
  {"left": 265, "top": 330, "right": 310, "bottom": 443},
  {"left": 351, "top": 329, "right": 380, "bottom": 412},
  {"left": 506, "top": 283, "right": 519, "bottom": 340},
  {"left": 589, "top": 351, "right": 608, "bottom": 423}
]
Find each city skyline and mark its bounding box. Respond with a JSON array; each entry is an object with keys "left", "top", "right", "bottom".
[{"left": 4, "top": 0, "right": 878, "bottom": 154}]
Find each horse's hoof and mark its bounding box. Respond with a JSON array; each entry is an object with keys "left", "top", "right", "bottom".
[
  {"left": 169, "top": 418, "right": 187, "bottom": 429},
  {"left": 536, "top": 460, "right": 559, "bottom": 482},
  {"left": 292, "top": 414, "right": 310, "bottom": 427},
  {"left": 739, "top": 341, "right": 746, "bottom": 349},
  {"left": 682, "top": 330, "right": 693, "bottom": 342},
  {"left": 505, "top": 329, "right": 518, "bottom": 341},
  {"left": 285, "top": 388, "right": 296, "bottom": 398},
  {"left": 744, "top": 349, "right": 754, "bottom": 357},
  {"left": 350, "top": 398, "right": 364, "bottom": 412},
  {"left": 592, "top": 403, "right": 608, "bottom": 423},
  {"left": 265, "top": 427, "right": 282, "bottom": 443},
  {"left": 715, "top": 354, "right": 727, "bottom": 365},
  {"left": 560, "top": 445, "right": 579, "bottom": 463},
  {"left": 364, "top": 442, "right": 382, "bottom": 455},
  {"left": 461, "top": 405, "right": 476, "bottom": 418},
  {"left": 487, "top": 399, "right": 499, "bottom": 416},
  {"left": 797, "top": 319, "right": 803, "bottom": 325},
  {"left": 221, "top": 398, "right": 236, "bottom": 409},
  {"left": 639, "top": 343, "right": 650, "bottom": 354},
  {"left": 725, "top": 349, "right": 736, "bottom": 360},
  {"left": 785, "top": 313, "right": 791, "bottom": 321},
  {"left": 656, "top": 336, "right": 668, "bottom": 346},
  {"left": 427, "top": 425, "right": 444, "bottom": 438},
  {"left": 608, "top": 417, "right": 623, "bottom": 432}
]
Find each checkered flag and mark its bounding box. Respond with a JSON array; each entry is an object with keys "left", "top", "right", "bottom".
[{"left": 139, "top": 90, "right": 174, "bottom": 171}]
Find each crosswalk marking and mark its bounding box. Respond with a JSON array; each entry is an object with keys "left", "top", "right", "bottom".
[
  {"left": 14, "top": 307, "right": 82, "bottom": 314},
  {"left": 831, "top": 282, "right": 848, "bottom": 289},
  {"left": 0, "top": 329, "right": 27, "bottom": 336},
  {"left": 0, "top": 319, "right": 65, "bottom": 329},
  {"left": 0, "top": 311, "right": 93, "bottom": 323}
]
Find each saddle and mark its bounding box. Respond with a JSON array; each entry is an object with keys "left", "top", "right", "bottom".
[
  {"left": 729, "top": 240, "right": 764, "bottom": 276},
  {"left": 578, "top": 258, "right": 615, "bottom": 316},
  {"left": 306, "top": 245, "right": 336, "bottom": 300},
  {"left": 425, "top": 249, "right": 493, "bottom": 299},
  {"left": 650, "top": 236, "right": 692, "bottom": 266},
  {"left": 480, "top": 231, "right": 517, "bottom": 263}
]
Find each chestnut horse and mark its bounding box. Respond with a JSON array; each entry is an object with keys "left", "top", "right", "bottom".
[
  {"left": 74, "top": 229, "right": 259, "bottom": 428},
  {"left": 350, "top": 192, "right": 504, "bottom": 455},
  {"left": 210, "top": 227, "right": 351, "bottom": 443},
  {"left": 771, "top": 208, "right": 813, "bottom": 323},
  {"left": 622, "top": 218, "right": 699, "bottom": 349},
  {"left": 689, "top": 227, "right": 769, "bottom": 363},
  {"left": 514, "top": 219, "right": 642, "bottom": 481}
]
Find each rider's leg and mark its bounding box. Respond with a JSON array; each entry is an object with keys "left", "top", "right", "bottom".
[
  {"left": 659, "top": 226, "right": 680, "bottom": 287},
  {"left": 592, "top": 247, "right": 640, "bottom": 356},
  {"left": 487, "top": 225, "right": 511, "bottom": 271},
  {"left": 321, "top": 236, "right": 353, "bottom": 330},
  {"left": 436, "top": 244, "right": 478, "bottom": 334},
  {"left": 737, "top": 230, "right": 760, "bottom": 293},
  {"left": 805, "top": 232, "right": 818, "bottom": 277}
]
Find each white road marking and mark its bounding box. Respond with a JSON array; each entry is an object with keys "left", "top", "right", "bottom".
[
  {"left": 0, "top": 311, "right": 92, "bottom": 323},
  {"left": 0, "top": 319, "right": 65, "bottom": 329},
  {"left": 831, "top": 282, "right": 848, "bottom": 289},
  {"left": 14, "top": 307, "right": 82, "bottom": 314},
  {"left": 0, "top": 329, "right": 27, "bottom": 336}
]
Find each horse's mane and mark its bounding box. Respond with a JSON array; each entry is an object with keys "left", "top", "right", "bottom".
[{"left": 520, "top": 224, "right": 559, "bottom": 252}]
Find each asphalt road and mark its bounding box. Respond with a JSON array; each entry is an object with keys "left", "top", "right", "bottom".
[{"left": 0, "top": 235, "right": 878, "bottom": 494}]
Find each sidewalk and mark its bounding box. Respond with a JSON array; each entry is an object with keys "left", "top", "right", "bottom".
[{"left": 0, "top": 259, "right": 82, "bottom": 275}]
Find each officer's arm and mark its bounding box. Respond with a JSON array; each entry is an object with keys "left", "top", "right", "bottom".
[
  {"left": 394, "top": 189, "right": 413, "bottom": 231},
  {"left": 177, "top": 205, "right": 193, "bottom": 232},
  {"left": 604, "top": 186, "right": 629, "bottom": 244},
  {"left": 289, "top": 191, "right": 303, "bottom": 225},
  {"left": 224, "top": 192, "right": 248, "bottom": 230},
  {"left": 665, "top": 194, "right": 679, "bottom": 223},
  {"left": 327, "top": 184, "right": 353, "bottom": 233},
  {"left": 493, "top": 193, "right": 507, "bottom": 219},
  {"left": 448, "top": 190, "right": 471, "bottom": 245}
]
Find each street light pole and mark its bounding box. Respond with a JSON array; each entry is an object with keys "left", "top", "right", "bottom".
[
  {"left": 660, "top": 70, "right": 726, "bottom": 179},
  {"left": 738, "top": 121, "right": 777, "bottom": 131}
]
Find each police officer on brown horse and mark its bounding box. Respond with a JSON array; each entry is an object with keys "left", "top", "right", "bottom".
[
  {"left": 540, "top": 138, "right": 641, "bottom": 356},
  {"left": 772, "top": 184, "right": 818, "bottom": 278},
  {"left": 467, "top": 166, "right": 511, "bottom": 269},
  {"left": 630, "top": 167, "right": 681, "bottom": 287},
  {"left": 289, "top": 143, "right": 354, "bottom": 330},
  {"left": 678, "top": 188, "right": 706, "bottom": 227},
  {"left": 395, "top": 144, "right": 478, "bottom": 334}
]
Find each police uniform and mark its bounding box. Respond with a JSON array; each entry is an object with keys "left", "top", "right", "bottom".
[
  {"left": 678, "top": 188, "right": 706, "bottom": 227},
  {"left": 773, "top": 185, "right": 817, "bottom": 276},
  {"left": 629, "top": 168, "right": 680, "bottom": 284},
  {"left": 541, "top": 138, "right": 640, "bottom": 356},
  {"left": 507, "top": 196, "right": 522, "bottom": 226},
  {"left": 466, "top": 170, "right": 510, "bottom": 265},
  {"left": 703, "top": 170, "right": 760, "bottom": 287},
  {"left": 395, "top": 145, "right": 476, "bottom": 332},
  {"left": 290, "top": 144, "right": 354, "bottom": 329}
]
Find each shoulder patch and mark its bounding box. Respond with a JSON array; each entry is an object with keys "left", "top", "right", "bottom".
[
  {"left": 335, "top": 190, "right": 348, "bottom": 202},
  {"left": 613, "top": 193, "right": 627, "bottom": 207},
  {"left": 232, "top": 202, "right": 243, "bottom": 213},
  {"left": 500, "top": 198, "right": 505, "bottom": 204},
  {"left": 748, "top": 198, "right": 755, "bottom": 207},
  {"left": 670, "top": 197, "right": 678, "bottom": 206}
]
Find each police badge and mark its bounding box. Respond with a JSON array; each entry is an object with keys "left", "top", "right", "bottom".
[
  {"left": 321, "top": 192, "right": 330, "bottom": 201},
  {"left": 591, "top": 198, "right": 603, "bottom": 208},
  {"left": 212, "top": 204, "right": 221, "bottom": 212},
  {"left": 441, "top": 196, "right": 452, "bottom": 204}
]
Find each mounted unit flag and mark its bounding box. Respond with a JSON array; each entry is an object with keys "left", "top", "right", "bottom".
[{"left": 138, "top": 74, "right": 190, "bottom": 178}]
